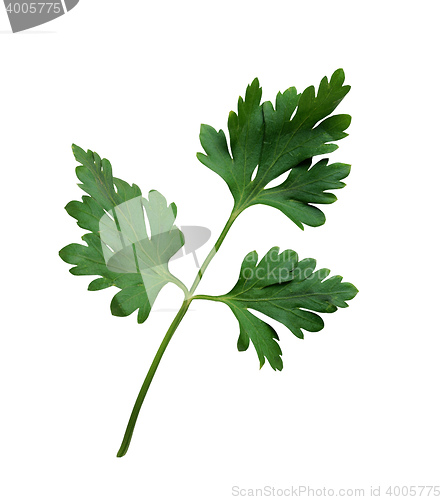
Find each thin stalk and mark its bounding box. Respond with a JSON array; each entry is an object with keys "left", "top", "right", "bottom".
[
  {"left": 116, "top": 298, "right": 192, "bottom": 457},
  {"left": 116, "top": 207, "right": 241, "bottom": 457},
  {"left": 192, "top": 294, "right": 221, "bottom": 302},
  {"left": 189, "top": 208, "right": 240, "bottom": 295}
]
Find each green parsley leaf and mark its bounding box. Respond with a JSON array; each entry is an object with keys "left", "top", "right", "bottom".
[
  {"left": 197, "top": 69, "right": 351, "bottom": 228},
  {"left": 208, "top": 247, "right": 358, "bottom": 370},
  {"left": 59, "top": 145, "right": 185, "bottom": 323}
]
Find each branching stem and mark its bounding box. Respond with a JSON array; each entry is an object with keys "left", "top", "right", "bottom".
[{"left": 116, "top": 207, "right": 241, "bottom": 457}]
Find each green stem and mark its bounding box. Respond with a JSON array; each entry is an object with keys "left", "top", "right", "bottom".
[
  {"left": 116, "top": 207, "right": 241, "bottom": 457},
  {"left": 192, "top": 294, "right": 222, "bottom": 302},
  {"left": 116, "top": 298, "right": 192, "bottom": 457},
  {"left": 189, "top": 208, "right": 240, "bottom": 295}
]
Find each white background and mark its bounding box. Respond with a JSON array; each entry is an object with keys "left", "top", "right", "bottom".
[{"left": 1, "top": 1, "right": 441, "bottom": 499}]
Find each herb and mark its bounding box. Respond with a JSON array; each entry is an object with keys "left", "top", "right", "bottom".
[{"left": 59, "top": 69, "right": 358, "bottom": 457}]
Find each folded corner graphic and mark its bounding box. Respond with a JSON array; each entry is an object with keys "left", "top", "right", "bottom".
[{"left": 4, "top": 0, "right": 79, "bottom": 33}]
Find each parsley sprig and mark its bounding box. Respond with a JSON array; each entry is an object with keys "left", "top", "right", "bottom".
[{"left": 60, "top": 69, "right": 358, "bottom": 457}]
